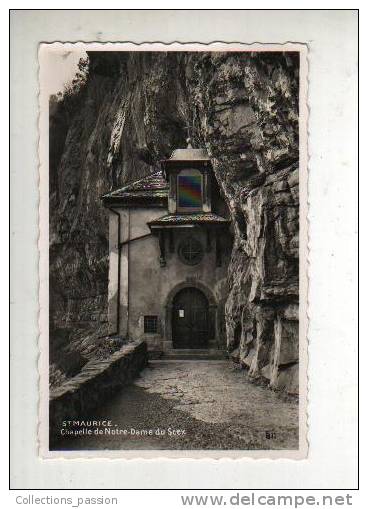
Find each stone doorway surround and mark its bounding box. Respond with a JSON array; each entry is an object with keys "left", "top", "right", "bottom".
[
  {"left": 163, "top": 278, "right": 218, "bottom": 351},
  {"left": 172, "top": 287, "right": 209, "bottom": 349}
]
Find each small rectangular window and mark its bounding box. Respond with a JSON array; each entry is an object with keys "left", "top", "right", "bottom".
[
  {"left": 144, "top": 315, "right": 158, "bottom": 333},
  {"left": 178, "top": 174, "right": 202, "bottom": 210}
]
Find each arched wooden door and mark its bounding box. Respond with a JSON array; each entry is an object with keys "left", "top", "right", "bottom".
[{"left": 172, "top": 287, "right": 209, "bottom": 349}]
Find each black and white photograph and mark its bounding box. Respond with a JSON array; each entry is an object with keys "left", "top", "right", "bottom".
[
  {"left": 9, "top": 6, "right": 359, "bottom": 494},
  {"left": 39, "top": 42, "right": 308, "bottom": 457}
]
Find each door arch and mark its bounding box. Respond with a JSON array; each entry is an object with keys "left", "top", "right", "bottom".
[{"left": 172, "top": 287, "right": 209, "bottom": 349}]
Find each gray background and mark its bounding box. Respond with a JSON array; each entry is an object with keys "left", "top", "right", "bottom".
[{"left": 10, "top": 10, "right": 358, "bottom": 489}]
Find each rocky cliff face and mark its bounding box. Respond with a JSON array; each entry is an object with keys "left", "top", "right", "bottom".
[{"left": 50, "top": 51, "right": 299, "bottom": 392}]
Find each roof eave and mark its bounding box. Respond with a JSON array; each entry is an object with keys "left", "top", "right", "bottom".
[
  {"left": 161, "top": 159, "right": 212, "bottom": 170},
  {"left": 148, "top": 220, "right": 230, "bottom": 229},
  {"left": 102, "top": 196, "right": 168, "bottom": 208}
]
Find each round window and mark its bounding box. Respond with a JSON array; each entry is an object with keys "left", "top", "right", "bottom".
[{"left": 178, "top": 237, "right": 204, "bottom": 266}]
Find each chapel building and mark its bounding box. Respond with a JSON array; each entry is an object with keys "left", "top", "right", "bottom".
[{"left": 101, "top": 145, "right": 233, "bottom": 357}]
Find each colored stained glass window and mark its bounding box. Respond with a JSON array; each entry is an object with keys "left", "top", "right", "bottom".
[{"left": 178, "top": 175, "right": 202, "bottom": 209}]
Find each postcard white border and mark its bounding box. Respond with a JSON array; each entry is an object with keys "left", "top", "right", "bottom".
[
  {"left": 10, "top": 10, "right": 358, "bottom": 488},
  {"left": 38, "top": 41, "right": 308, "bottom": 461}
]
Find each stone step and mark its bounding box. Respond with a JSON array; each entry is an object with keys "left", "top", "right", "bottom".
[{"left": 163, "top": 349, "right": 228, "bottom": 360}]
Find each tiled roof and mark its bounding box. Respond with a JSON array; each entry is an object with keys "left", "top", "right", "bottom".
[
  {"left": 148, "top": 212, "right": 230, "bottom": 228},
  {"left": 101, "top": 171, "right": 168, "bottom": 204}
]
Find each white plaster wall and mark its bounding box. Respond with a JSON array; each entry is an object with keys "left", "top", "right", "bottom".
[
  {"left": 119, "top": 209, "right": 130, "bottom": 337},
  {"left": 126, "top": 208, "right": 231, "bottom": 351},
  {"left": 107, "top": 211, "right": 119, "bottom": 334}
]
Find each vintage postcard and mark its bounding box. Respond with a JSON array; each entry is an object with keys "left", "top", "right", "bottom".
[{"left": 38, "top": 42, "right": 308, "bottom": 459}]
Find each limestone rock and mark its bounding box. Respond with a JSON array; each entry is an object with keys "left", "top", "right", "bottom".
[{"left": 50, "top": 51, "right": 299, "bottom": 392}]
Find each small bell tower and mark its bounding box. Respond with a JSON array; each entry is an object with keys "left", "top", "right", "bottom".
[
  {"left": 162, "top": 140, "right": 212, "bottom": 215},
  {"left": 147, "top": 143, "right": 230, "bottom": 267}
]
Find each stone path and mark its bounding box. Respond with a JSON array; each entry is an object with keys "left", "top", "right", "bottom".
[{"left": 55, "top": 360, "right": 298, "bottom": 451}]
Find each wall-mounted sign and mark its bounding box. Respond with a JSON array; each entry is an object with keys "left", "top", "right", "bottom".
[{"left": 179, "top": 309, "right": 184, "bottom": 318}]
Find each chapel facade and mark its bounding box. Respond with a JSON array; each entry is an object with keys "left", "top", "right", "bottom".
[{"left": 101, "top": 145, "right": 233, "bottom": 357}]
